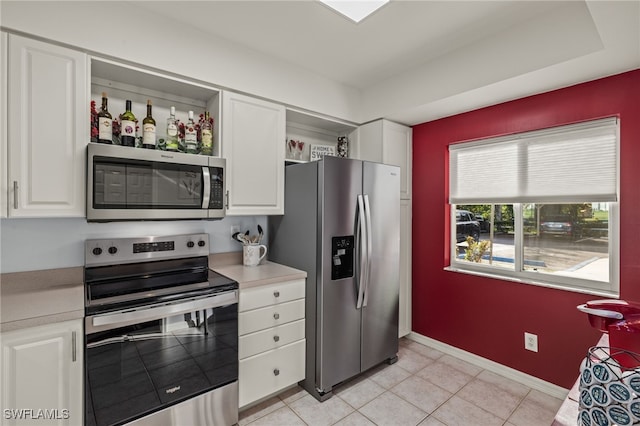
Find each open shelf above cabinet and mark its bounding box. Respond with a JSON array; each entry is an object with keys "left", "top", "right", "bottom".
[
  {"left": 285, "top": 108, "right": 357, "bottom": 163},
  {"left": 90, "top": 57, "right": 221, "bottom": 157}
]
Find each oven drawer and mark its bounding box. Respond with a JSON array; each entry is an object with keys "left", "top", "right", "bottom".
[
  {"left": 239, "top": 279, "right": 305, "bottom": 312},
  {"left": 239, "top": 299, "right": 305, "bottom": 335},
  {"left": 239, "top": 319, "right": 305, "bottom": 359},
  {"left": 239, "top": 339, "right": 305, "bottom": 408}
]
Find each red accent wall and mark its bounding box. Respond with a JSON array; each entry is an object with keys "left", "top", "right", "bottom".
[{"left": 412, "top": 69, "right": 640, "bottom": 388}]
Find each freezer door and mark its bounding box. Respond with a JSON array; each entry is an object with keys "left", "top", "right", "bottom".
[
  {"left": 317, "top": 157, "right": 363, "bottom": 391},
  {"left": 361, "top": 161, "right": 400, "bottom": 372}
]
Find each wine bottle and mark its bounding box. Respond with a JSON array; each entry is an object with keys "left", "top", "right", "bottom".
[
  {"left": 120, "top": 100, "right": 137, "bottom": 147},
  {"left": 142, "top": 100, "right": 156, "bottom": 149},
  {"left": 166, "top": 106, "right": 179, "bottom": 151},
  {"left": 185, "top": 110, "right": 198, "bottom": 154},
  {"left": 97, "top": 92, "right": 113, "bottom": 144},
  {"left": 200, "top": 111, "right": 213, "bottom": 156}
]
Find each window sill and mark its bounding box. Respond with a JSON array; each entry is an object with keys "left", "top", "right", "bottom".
[{"left": 444, "top": 265, "right": 618, "bottom": 298}]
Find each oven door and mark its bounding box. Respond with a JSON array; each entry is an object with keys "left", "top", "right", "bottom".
[{"left": 85, "top": 291, "right": 238, "bottom": 426}]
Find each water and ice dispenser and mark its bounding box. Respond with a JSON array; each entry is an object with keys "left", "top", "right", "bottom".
[{"left": 331, "top": 236, "right": 354, "bottom": 280}]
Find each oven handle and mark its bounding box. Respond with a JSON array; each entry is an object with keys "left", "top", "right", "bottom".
[{"left": 90, "top": 290, "right": 238, "bottom": 328}]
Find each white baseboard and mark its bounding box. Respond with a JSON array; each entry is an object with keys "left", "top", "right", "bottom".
[{"left": 406, "top": 332, "right": 569, "bottom": 400}]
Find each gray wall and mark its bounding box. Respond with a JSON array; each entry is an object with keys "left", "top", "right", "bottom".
[{"left": 0, "top": 216, "right": 266, "bottom": 273}]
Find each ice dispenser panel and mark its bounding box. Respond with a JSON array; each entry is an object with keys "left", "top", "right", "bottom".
[{"left": 331, "top": 236, "right": 354, "bottom": 280}]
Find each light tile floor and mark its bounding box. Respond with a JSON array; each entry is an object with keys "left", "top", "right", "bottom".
[{"left": 239, "top": 338, "right": 564, "bottom": 426}]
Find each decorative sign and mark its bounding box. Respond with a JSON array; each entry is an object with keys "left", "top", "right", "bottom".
[{"left": 310, "top": 144, "right": 336, "bottom": 161}]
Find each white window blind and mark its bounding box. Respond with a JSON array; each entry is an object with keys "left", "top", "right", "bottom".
[{"left": 449, "top": 117, "right": 619, "bottom": 204}]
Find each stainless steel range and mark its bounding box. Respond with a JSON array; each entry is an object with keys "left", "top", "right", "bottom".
[{"left": 83, "top": 234, "right": 238, "bottom": 426}]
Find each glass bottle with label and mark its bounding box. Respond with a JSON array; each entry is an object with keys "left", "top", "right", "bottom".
[
  {"left": 185, "top": 110, "right": 198, "bottom": 154},
  {"left": 200, "top": 111, "right": 213, "bottom": 156},
  {"left": 142, "top": 100, "right": 156, "bottom": 149},
  {"left": 120, "top": 100, "right": 137, "bottom": 147},
  {"left": 97, "top": 92, "right": 113, "bottom": 144},
  {"left": 166, "top": 106, "right": 179, "bottom": 151}
]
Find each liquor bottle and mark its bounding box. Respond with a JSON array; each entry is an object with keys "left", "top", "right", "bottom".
[
  {"left": 200, "top": 111, "right": 213, "bottom": 156},
  {"left": 184, "top": 110, "right": 198, "bottom": 154},
  {"left": 97, "top": 92, "right": 113, "bottom": 144},
  {"left": 142, "top": 100, "right": 156, "bottom": 149},
  {"left": 166, "top": 106, "right": 179, "bottom": 151},
  {"left": 120, "top": 100, "right": 137, "bottom": 147}
]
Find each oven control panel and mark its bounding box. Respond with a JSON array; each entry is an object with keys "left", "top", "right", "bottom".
[{"left": 85, "top": 233, "right": 209, "bottom": 266}]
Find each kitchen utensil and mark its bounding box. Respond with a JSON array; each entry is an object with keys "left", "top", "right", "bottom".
[{"left": 257, "top": 225, "right": 264, "bottom": 243}]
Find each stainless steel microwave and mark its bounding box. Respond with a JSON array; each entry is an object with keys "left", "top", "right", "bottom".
[{"left": 87, "top": 143, "right": 226, "bottom": 222}]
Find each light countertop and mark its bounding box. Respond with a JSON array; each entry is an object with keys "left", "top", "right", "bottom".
[
  {"left": 0, "top": 254, "right": 305, "bottom": 332},
  {"left": 0, "top": 267, "right": 85, "bottom": 332},
  {"left": 212, "top": 260, "right": 306, "bottom": 289}
]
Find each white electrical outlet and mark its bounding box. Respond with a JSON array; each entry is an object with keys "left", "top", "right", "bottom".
[
  {"left": 524, "top": 332, "right": 538, "bottom": 352},
  {"left": 230, "top": 225, "right": 240, "bottom": 236}
]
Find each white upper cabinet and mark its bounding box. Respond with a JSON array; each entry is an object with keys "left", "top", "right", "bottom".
[
  {"left": 1, "top": 32, "right": 8, "bottom": 218},
  {"left": 7, "top": 34, "right": 88, "bottom": 217},
  {"left": 351, "top": 119, "right": 413, "bottom": 200},
  {"left": 222, "top": 91, "right": 286, "bottom": 216}
]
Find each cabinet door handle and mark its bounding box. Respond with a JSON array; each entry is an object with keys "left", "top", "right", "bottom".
[
  {"left": 274, "top": 291, "right": 280, "bottom": 298},
  {"left": 273, "top": 335, "right": 280, "bottom": 342},
  {"left": 13, "top": 181, "right": 18, "bottom": 209},
  {"left": 71, "top": 331, "right": 77, "bottom": 362},
  {"left": 273, "top": 368, "right": 280, "bottom": 376},
  {"left": 273, "top": 313, "right": 280, "bottom": 320}
]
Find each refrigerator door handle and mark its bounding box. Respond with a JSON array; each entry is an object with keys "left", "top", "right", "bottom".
[
  {"left": 363, "top": 194, "right": 373, "bottom": 307},
  {"left": 356, "top": 194, "right": 367, "bottom": 309}
]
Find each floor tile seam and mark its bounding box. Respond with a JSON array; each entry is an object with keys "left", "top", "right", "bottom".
[
  {"left": 431, "top": 393, "right": 509, "bottom": 425},
  {"left": 402, "top": 346, "right": 446, "bottom": 365},
  {"left": 387, "top": 379, "right": 453, "bottom": 418},
  {"left": 288, "top": 403, "right": 314, "bottom": 426},
  {"left": 333, "top": 389, "right": 366, "bottom": 411},
  {"left": 240, "top": 397, "right": 286, "bottom": 424},
  {"left": 498, "top": 388, "right": 534, "bottom": 425},
  {"left": 453, "top": 387, "right": 522, "bottom": 422},
  {"left": 456, "top": 375, "right": 530, "bottom": 419},
  {"left": 284, "top": 395, "right": 356, "bottom": 426},
  {"left": 388, "top": 371, "right": 456, "bottom": 414},
  {"left": 360, "top": 389, "right": 431, "bottom": 426},
  {"left": 504, "top": 388, "right": 562, "bottom": 422}
]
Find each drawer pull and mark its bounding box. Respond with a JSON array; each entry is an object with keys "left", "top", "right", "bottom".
[
  {"left": 273, "top": 313, "right": 280, "bottom": 320},
  {"left": 273, "top": 335, "right": 280, "bottom": 342},
  {"left": 274, "top": 291, "right": 280, "bottom": 297},
  {"left": 273, "top": 368, "right": 280, "bottom": 376}
]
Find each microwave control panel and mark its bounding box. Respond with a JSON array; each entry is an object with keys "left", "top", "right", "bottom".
[{"left": 209, "top": 167, "right": 224, "bottom": 209}]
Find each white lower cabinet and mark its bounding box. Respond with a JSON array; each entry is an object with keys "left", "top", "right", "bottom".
[
  {"left": 0, "top": 319, "right": 83, "bottom": 426},
  {"left": 239, "top": 340, "right": 305, "bottom": 408},
  {"left": 238, "top": 280, "right": 305, "bottom": 409}
]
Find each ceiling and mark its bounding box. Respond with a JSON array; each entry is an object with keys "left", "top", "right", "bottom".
[{"left": 137, "top": 0, "right": 638, "bottom": 125}]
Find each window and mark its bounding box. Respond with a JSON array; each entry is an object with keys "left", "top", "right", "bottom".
[{"left": 449, "top": 118, "right": 619, "bottom": 295}]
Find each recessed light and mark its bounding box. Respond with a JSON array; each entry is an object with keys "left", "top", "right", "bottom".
[{"left": 319, "top": 0, "right": 389, "bottom": 23}]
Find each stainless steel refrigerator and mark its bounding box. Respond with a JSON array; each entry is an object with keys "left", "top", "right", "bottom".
[{"left": 268, "top": 156, "right": 400, "bottom": 401}]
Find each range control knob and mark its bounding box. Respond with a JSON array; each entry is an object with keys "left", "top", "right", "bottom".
[
  {"left": 108, "top": 246, "right": 118, "bottom": 255},
  {"left": 92, "top": 247, "right": 102, "bottom": 256},
  {"left": 198, "top": 240, "right": 206, "bottom": 247},
  {"left": 187, "top": 241, "right": 195, "bottom": 248}
]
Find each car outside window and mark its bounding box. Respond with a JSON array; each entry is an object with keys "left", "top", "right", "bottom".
[{"left": 451, "top": 202, "right": 614, "bottom": 294}]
